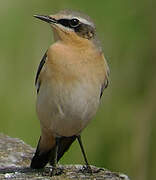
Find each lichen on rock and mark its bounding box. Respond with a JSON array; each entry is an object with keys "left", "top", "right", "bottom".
[{"left": 0, "top": 134, "right": 130, "bottom": 180}]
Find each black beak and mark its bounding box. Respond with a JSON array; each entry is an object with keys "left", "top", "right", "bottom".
[{"left": 33, "top": 15, "right": 57, "bottom": 24}]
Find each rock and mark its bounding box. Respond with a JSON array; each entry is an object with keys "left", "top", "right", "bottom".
[{"left": 0, "top": 134, "right": 130, "bottom": 180}]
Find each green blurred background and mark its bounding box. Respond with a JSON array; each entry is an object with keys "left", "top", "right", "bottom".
[{"left": 0, "top": 0, "right": 155, "bottom": 180}]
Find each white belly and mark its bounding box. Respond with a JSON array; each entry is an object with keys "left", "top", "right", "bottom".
[{"left": 36, "top": 80, "right": 100, "bottom": 137}]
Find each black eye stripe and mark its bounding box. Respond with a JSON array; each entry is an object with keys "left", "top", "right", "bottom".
[
  {"left": 58, "top": 19, "right": 70, "bottom": 27},
  {"left": 57, "top": 18, "right": 95, "bottom": 39},
  {"left": 58, "top": 19, "right": 79, "bottom": 28}
]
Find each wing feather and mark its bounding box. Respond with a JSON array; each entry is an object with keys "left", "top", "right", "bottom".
[
  {"left": 35, "top": 52, "right": 47, "bottom": 93},
  {"left": 100, "top": 55, "right": 110, "bottom": 98}
]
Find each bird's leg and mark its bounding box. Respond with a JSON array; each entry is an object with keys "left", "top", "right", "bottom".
[
  {"left": 50, "top": 137, "right": 62, "bottom": 176},
  {"left": 77, "top": 135, "right": 92, "bottom": 174},
  {"left": 53, "top": 137, "right": 59, "bottom": 166}
]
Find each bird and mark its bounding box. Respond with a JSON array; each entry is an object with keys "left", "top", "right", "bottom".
[{"left": 31, "top": 9, "right": 109, "bottom": 174}]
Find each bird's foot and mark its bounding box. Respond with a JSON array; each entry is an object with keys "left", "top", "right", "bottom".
[
  {"left": 81, "top": 165, "right": 93, "bottom": 174},
  {"left": 42, "top": 166, "right": 63, "bottom": 176},
  {"left": 50, "top": 166, "right": 63, "bottom": 176}
]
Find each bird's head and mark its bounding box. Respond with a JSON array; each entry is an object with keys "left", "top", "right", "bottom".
[{"left": 34, "top": 10, "right": 98, "bottom": 47}]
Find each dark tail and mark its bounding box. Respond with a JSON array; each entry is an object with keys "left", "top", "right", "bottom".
[
  {"left": 30, "top": 136, "right": 76, "bottom": 169},
  {"left": 30, "top": 137, "right": 52, "bottom": 169}
]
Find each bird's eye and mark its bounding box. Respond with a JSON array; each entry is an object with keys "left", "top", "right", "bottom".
[{"left": 69, "top": 18, "right": 79, "bottom": 27}]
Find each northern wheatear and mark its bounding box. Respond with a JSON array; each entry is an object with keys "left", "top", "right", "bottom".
[{"left": 31, "top": 9, "right": 109, "bottom": 173}]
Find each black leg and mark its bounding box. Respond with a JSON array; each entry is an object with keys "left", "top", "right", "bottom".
[
  {"left": 77, "top": 135, "right": 92, "bottom": 173},
  {"left": 49, "top": 137, "right": 62, "bottom": 176},
  {"left": 53, "top": 137, "right": 59, "bottom": 167}
]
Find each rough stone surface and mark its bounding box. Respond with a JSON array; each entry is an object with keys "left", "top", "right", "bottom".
[{"left": 0, "top": 134, "right": 130, "bottom": 180}]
